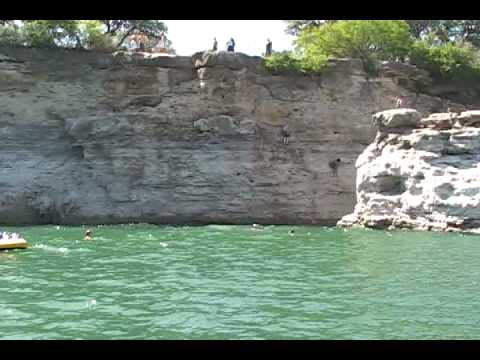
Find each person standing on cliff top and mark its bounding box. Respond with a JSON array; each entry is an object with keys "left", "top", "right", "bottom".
[
  {"left": 227, "top": 38, "right": 235, "bottom": 52},
  {"left": 265, "top": 39, "right": 272, "bottom": 57},
  {"left": 212, "top": 38, "right": 218, "bottom": 52}
]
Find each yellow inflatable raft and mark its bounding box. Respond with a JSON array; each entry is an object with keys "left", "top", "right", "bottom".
[{"left": 0, "top": 238, "right": 28, "bottom": 250}]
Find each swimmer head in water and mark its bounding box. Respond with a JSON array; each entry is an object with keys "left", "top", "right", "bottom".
[{"left": 84, "top": 229, "right": 93, "bottom": 240}]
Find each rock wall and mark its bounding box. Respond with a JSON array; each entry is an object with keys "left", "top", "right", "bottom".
[
  {"left": 0, "top": 46, "right": 473, "bottom": 225},
  {"left": 339, "top": 109, "right": 480, "bottom": 233}
]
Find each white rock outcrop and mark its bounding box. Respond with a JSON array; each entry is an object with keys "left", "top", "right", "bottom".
[{"left": 338, "top": 109, "right": 480, "bottom": 233}]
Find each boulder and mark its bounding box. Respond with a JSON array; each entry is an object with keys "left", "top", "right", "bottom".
[
  {"left": 372, "top": 108, "right": 422, "bottom": 129},
  {"left": 193, "top": 115, "right": 236, "bottom": 134},
  {"left": 192, "top": 51, "right": 263, "bottom": 71}
]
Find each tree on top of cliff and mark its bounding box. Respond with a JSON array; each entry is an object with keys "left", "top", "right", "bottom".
[
  {"left": 285, "top": 20, "right": 335, "bottom": 36},
  {"left": 287, "top": 20, "right": 419, "bottom": 39},
  {"left": 0, "top": 21, "right": 25, "bottom": 46},
  {"left": 410, "top": 40, "right": 480, "bottom": 82},
  {"left": 429, "top": 20, "right": 480, "bottom": 48},
  {"left": 0, "top": 20, "right": 170, "bottom": 51},
  {"left": 287, "top": 20, "right": 480, "bottom": 48},
  {"left": 268, "top": 20, "right": 412, "bottom": 74},
  {"left": 274, "top": 20, "right": 480, "bottom": 85},
  {"left": 22, "top": 20, "right": 83, "bottom": 48},
  {"left": 99, "top": 20, "right": 168, "bottom": 48},
  {"left": 295, "top": 20, "right": 413, "bottom": 73}
]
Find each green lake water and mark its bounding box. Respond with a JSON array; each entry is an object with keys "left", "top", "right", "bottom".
[{"left": 1, "top": 224, "right": 480, "bottom": 339}]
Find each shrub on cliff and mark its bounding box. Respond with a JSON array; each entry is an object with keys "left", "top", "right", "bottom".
[
  {"left": 409, "top": 40, "right": 480, "bottom": 81},
  {"left": 264, "top": 51, "right": 300, "bottom": 72},
  {"left": 264, "top": 51, "right": 327, "bottom": 74}
]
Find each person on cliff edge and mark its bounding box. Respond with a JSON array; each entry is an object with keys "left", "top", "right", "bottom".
[
  {"left": 212, "top": 38, "right": 218, "bottom": 52},
  {"left": 265, "top": 39, "right": 272, "bottom": 57},
  {"left": 227, "top": 38, "right": 235, "bottom": 52}
]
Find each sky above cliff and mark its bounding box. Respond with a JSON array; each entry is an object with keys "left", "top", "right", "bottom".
[{"left": 163, "top": 20, "right": 295, "bottom": 56}]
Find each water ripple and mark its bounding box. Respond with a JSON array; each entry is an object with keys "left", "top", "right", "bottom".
[{"left": 1, "top": 225, "right": 480, "bottom": 339}]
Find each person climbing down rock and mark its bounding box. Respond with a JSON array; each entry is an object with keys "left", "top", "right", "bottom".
[
  {"left": 395, "top": 96, "right": 405, "bottom": 108},
  {"left": 328, "top": 158, "right": 342, "bottom": 177},
  {"left": 265, "top": 39, "right": 272, "bottom": 57},
  {"left": 281, "top": 125, "right": 290, "bottom": 145},
  {"left": 212, "top": 37, "right": 218, "bottom": 52}
]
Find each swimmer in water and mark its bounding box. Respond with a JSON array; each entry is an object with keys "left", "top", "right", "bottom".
[
  {"left": 84, "top": 229, "right": 93, "bottom": 241},
  {"left": 289, "top": 230, "right": 295, "bottom": 235}
]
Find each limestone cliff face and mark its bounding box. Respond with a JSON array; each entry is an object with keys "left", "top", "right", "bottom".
[
  {"left": 339, "top": 109, "right": 480, "bottom": 233},
  {"left": 0, "top": 46, "right": 473, "bottom": 225}
]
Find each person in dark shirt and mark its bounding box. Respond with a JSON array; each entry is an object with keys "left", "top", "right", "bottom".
[
  {"left": 227, "top": 38, "right": 235, "bottom": 52},
  {"left": 265, "top": 39, "right": 272, "bottom": 57},
  {"left": 328, "top": 158, "right": 342, "bottom": 177}
]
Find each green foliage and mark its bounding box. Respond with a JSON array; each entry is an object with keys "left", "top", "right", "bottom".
[
  {"left": 410, "top": 40, "right": 480, "bottom": 81},
  {"left": 458, "top": 20, "right": 480, "bottom": 47},
  {"left": 0, "top": 24, "right": 25, "bottom": 46},
  {"left": 22, "top": 20, "right": 81, "bottom": 48},
  {"left": 287, "top": 20, "right": 480, "bottom": 48},
  {"left": 405, "top": 20, "right": 435, "bottom": 38},
  {"left": 78, "top": 20, "right": 114, "bottom": 50},
  {"left": 101, "top": 20, "right": 166, "bottom": 37},
  {"left": 264, "top": 51, "right": 328, "bottom": 74},
  {"left": 100, "top": 20, "right": 167, "bottom": 48},
  {"left": 405, "top": 20, "right": 480, "bottom": 48},
  {"left": 264, "top": 52, "right": 299, "bottom": 72},
  {"left": 284, "top": 20, "right": 412, "bottom": 75},
  {"left": 297, "top": 20, "right": 412, "bottom": 61},
  {"left": 284, "top": 20, "right": 332, "bottom": 36},
  {"left": 0, "top": 20, "right": 169, "bottom": 51},
  {"left": 268, "top": 21, "right": 413, "bottom": 75}
]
